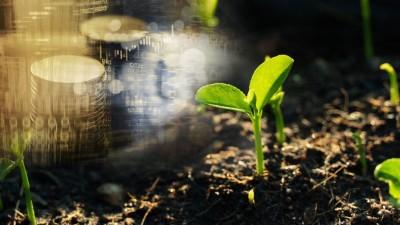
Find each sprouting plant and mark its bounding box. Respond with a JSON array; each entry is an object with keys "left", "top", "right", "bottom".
[
  {"left": 380, "top": 63, "right": 399, "bottom": 107},
  {"left": 269, "top": 88, "right": 286, "bottom": 144},
  {"left": 374, "top": 158, "right": 400, "bottom": 208},
  {"left": 0, "top": 132, "right": 36, "bottom": 225},
  {"left": 352, "top": 132, "right": 367, "bottom": 176},
  {"left": 195, "top": 55, "right": 294, "bottom": 175},
  {"left": 264, "top": 56, "right": 286, "bottom": 144},
  {"left": 196, "top": 0, "right": 219, "bottom": 27},
  {"left": 248, "top": 188, "right": 255, "bottom": 206},
  {"left": 360, "top": 0, "right": 373, "bottom": 61}
]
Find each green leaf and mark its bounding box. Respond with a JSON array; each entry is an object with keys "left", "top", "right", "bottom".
[
  {"left": 374, "top": 158, "right": 400, "bottom": 199},
  {"left": 270, "top": 91, "right": 285, "bottom": 106},
  {"left": 249, "top": 55, "right": 293, "bottom": 110},
  {"left": 246, "top": 89, "right": 257, "bottom": 109},
  {"left": 195, "top": 83, "right": 252, "bottom": 114},
  {"left": 0, "top": 158, "right": 17, "bottom": 182}
]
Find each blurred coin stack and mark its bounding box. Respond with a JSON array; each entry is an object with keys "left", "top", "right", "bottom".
[
  {"left": 30, "top": 55, "right": 107, "bottom": 165},
  {"left": 0, "top": 0, "right": 110, "bottom": 165}
]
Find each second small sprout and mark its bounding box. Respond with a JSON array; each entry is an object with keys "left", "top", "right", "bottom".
[
  {"left": 352, "top": 132, "right": 367, "bottom": 176},
  {"left": 380, "top": 63, "right": 399, "bottom": 107},
  {"left": 269, "top": 90, "right": 286, "bottom": 144}
]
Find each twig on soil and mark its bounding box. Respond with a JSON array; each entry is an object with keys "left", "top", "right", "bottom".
[
  {"left": 140, "top": 177, "right": 161, "bottom": 225},
  {"left": 13, "top": 183, "right": 24, "bottom": 225},
  {"left": 12, "top": 209, "right": 25, "bottom": 225},
  {"left": 144, "top": 177, "right": 160, "bottom": 200},
  {"left": 141, "top": 206, "right": 153, "bottom": 225},
  {"left": 196, "top": 198, "right": 221, "bottom": 216},
  {"left": 301, "top": 163, "right": 319, "bottom": 187},
  {"left": 306, "top": 165, "right": 346, "bottom": 194},
  {"left": 218, "top": 208, "right": 240, "bottom": 221},
  {"left": 211, "top": 169, "right": 253, "bottom": 185},
  {"left": 375, "top": 187, "right": 384, "bottom": 204}
]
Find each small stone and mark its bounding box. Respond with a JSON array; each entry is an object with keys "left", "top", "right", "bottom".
[{"left": 97, "top": 183, "right": 125, "bottom": 205}]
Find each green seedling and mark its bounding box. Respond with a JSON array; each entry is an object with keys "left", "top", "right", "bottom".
[
  {"left": 0, "top": 132, "right": 36, "bottom": 225},
  {"left": 352, "top": 132, "right": 367, "bottom": 176},
  {"left": 380, "top": 63, "right": 399, "bottom": 107},
  {"left": 360, "top": 0, "right": 374, "bottom": 61},
  {"left": 269, "top": 88, "right": 286, "bottom": 144},
  {"left": 265, "top": 56, "right": 286, "bottom": 144},
  {"left": 374, "top": 158, "right": 400, "bottom": 208},
  {"left": 196, "top": 0, "right": 219, "bottom": 27},
  {"left": 195, "top": 55, "right": 294, "bottom": 175},
  {"left": 248, "top": 188, "right": 255, "bottom": 206}
]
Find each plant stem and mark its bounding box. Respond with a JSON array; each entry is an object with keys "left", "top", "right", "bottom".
[
  {"left": 389, "top": 70, "right": 399, "bottom": 107},
  {"left": 380, "top": 63, "right": 399, "bottom": 107},
  {"left": 18, "top": 159, "right": 36, "bottom": 225},
  {"left": 252, "top": 115, "right": 264, "bottom": 175},
  {"left": 272, "top": 105, "right": 286, "bottom": 144},
  {"left": 352, "top": 133, "right": 367, "bottom": 176},
  {"left": 359, "top": 147, "right": 367, "bottom": 176},
  {"left": 360, "top": 0, "right": 373, "bottom": 61}
]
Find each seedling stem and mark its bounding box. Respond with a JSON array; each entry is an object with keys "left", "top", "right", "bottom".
[
  {"left": 19, "top": 159, "right": 36, "bottom": 225},
  {"left": 360, "top": 0, "right": 373, "bottom": 61},
  {"left": 251, "top": 114, "right": 264, "bottom": 175},
  {"left": 0, "top": 133, "right": 36, "bottom": 225},
  {"left": 352, "top": 132, "right": 367, "bottom": 176},
  {"left": 269, "top": 91, "right": 286, "bottom": 144},
  {"left": 380, "top": 63, "right": 399, "bottom": 107},
  {"left": 272, "top": 105, "right": 285, "bottom": 144}
]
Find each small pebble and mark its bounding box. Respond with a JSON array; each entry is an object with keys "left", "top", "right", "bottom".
[{"left": 97, "top": 183, "right": 125, "bottom": 205}]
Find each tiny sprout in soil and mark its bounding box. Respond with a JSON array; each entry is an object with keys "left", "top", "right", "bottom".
[
  {"left": 374, "top": 158, "right": 400, "bottom": 208},
  {"left": 269, "top": 88, "right": 286, "bottom": 144},
  {"left": 352, "top": 132, "right": 367, "bottom": 176},
  {"left": 380, "top": 63, "right": 399, "bottom": 107},
  {"left": 248, "top": 188, "right": 255, "bottom": 206},
  {"left": 195, "top": 54, "right": 294, "bottom": 175},
  {"left": 0, "top": 133, "right": 36, "bottom": 225}
]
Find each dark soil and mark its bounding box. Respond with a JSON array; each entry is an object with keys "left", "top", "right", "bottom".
[
  {"left": 2, "top": 1, "right": 400, "bottom": 225},
  {"left": 3, "top": 53, "right": 400, "bottom": 224}
]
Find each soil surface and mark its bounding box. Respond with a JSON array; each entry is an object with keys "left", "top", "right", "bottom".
[
  {"left": 2, "top": 2, "right": 400, "bottom": 225},
  {"left": 3, "top": 53, "right": 400, "bottom": 224}
]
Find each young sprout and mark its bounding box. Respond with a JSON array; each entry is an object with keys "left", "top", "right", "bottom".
[
  {"left": 374, "top": 158, "right": 400, "bottom": 208},
  {"left": 0, "top": 132, "right": 36, "bottom": 225},
  {"left": 265, "top": 56, "right": 286, "bottom": 144},
  {"left": 352, "top": 132, "right": 367, "bottom": 176},
  {"left": 196, "top": 0, "right": 219, "bottom": 27},
  {"left": 248, "top": 188, "right": 255, "bottom": 206},
  {"left": 195, "top": 55, "right": 294, "bottom": 175},
  {"left": 360, "top": 0, "right": 374, "bottom": 61},
  {"left": 269, "top": 89, "right": 286, "bottom": 144},
  {"left": 380, "top": 63, "right": 399, "bottom": 107}
]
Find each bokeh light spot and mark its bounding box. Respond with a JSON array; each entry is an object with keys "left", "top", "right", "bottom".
[
  {"left": 148, "top": 22, "right": 158, "bottom": 32},
  {"left": 174, "top": 20, "right": 184, "bottom": 31},
  {"left": 109, "top": 79, "right": 124, "bottom": 94}
]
